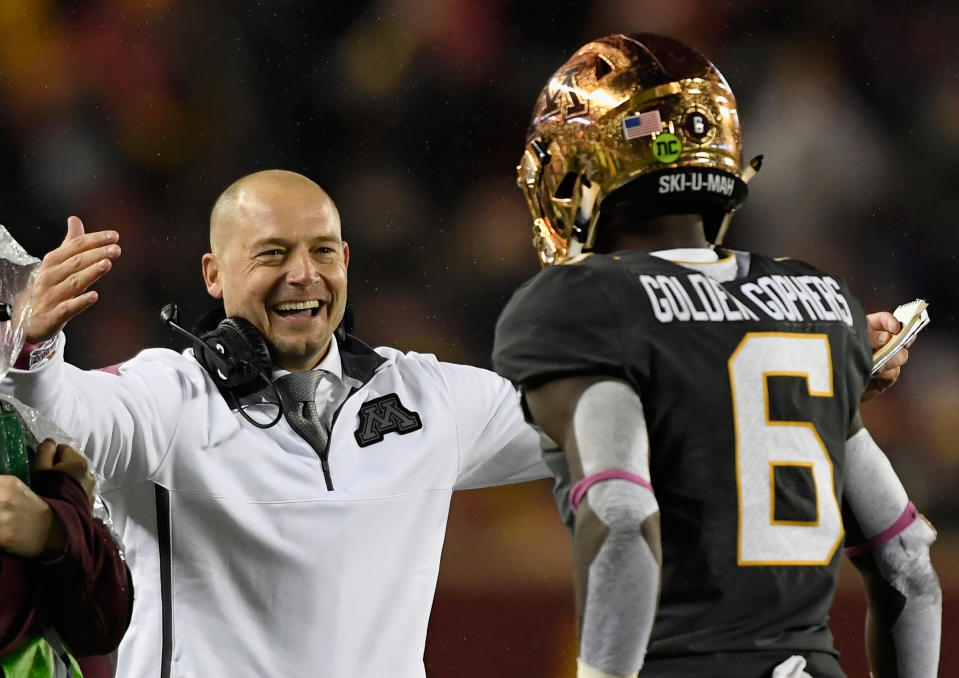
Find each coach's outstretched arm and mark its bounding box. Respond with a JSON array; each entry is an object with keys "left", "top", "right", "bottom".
[
  {"left": 5, "top": 217, "right": 185, "bottom": 486},
  {"left": 843, "top": 416, "right": 941, "bottom": 678},
  {"left": 526, "top": 376, "right": 660, "bottom": 678}
]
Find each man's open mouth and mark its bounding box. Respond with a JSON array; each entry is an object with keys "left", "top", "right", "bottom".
[{"left": 273, "top": 300, "right": 321, "bottom": 317}]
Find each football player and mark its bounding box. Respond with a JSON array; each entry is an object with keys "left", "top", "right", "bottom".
[{"left": 493, "top": 34, "right": 940, "bottom": 678}]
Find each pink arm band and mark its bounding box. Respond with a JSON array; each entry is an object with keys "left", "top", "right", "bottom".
[
  {"left": 844, "top": 501, "right": 918, "bottom": 558},
  {"left": 570, "top": 470, "right": 654, "bottom": 513}
]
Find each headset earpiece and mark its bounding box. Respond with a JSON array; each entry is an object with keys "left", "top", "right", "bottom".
[
  {"left": 194, "top": 317, "right": 272, "bottom": 392},
  {"left": 207, "top": 318, "right": 272, "bottom": 386},
  {"left": 162, "top": 304, "right": 269, "bottom": 390},
  {"left": 161, "top": 304, "right": 282, "bottom": 428}
]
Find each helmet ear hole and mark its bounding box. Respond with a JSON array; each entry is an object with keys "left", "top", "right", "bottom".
[
  {"left": 595, "top": 55, "right": 613, "bottom": 79},
  {"left": 553, "top": 172, "right": 578, "bottom": 202}
]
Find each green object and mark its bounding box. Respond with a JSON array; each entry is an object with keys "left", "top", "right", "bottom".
[
  {"left": 0, "top": 405, "right": 30, "bottom": 486},
  {"left": 0, "top": 635, "right": 83, "bottom": 678},
  {"left": 651, "top": 132, "right": 682, "bottom": 162}
]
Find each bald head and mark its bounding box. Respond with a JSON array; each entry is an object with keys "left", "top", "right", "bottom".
[
  {"left": 201, "top": 168, "right": 350, "bottom": 372},
  {"left": 209, "top": 170, "right": 340, "bottom": 254}
]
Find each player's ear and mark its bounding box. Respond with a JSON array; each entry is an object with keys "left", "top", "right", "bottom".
[
  {"left": 202, "top": 253, "right": 223, "bottom": 299},
  {"left": 342, "top": 241, "right": 349, "bottom": 270}
]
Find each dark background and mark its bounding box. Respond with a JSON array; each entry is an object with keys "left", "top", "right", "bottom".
[{"left": 0, "top": 1, "right": 954, "bottom": 675}]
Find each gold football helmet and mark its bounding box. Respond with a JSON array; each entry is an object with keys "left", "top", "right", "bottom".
[{"left": 518, "top": 33, "right": 753, "bottom": 266}]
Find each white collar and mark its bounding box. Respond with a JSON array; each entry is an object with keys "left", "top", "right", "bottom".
[
  {"left": 271, "top": 337, "right": 343, "bottom": 381},
  {"left": 650, "top": 247, "right": 738, "bottom": 283}
]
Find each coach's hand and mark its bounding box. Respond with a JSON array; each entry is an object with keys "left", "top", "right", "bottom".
[
  {"left": 863, "top": 311, "right": 908, "bottom": 402},
  {"left": 27, "top": 216, "right": 120, "bottom": 343}
]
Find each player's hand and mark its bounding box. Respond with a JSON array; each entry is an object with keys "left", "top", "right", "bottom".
[
  {"left": 862, "top": 311, "right": 908, "bottom": 402},
  {"left": 26, "top": 216, "right": 120, "bottom": 343},
  {"left": 32, "top": 438, "right": 96, "bottom": 509},
  {"left": 0, "top": 473, "right": 63, "bottom": 557}
]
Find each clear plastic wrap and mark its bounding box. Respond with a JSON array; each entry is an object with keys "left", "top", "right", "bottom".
[
  {"left": 0, "top": 224, "right": 40, "bottom": 376},
  {"left": 0, "top": 226, "right": 121, "bottom": 552}
]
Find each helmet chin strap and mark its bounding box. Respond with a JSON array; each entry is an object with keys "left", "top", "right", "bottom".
[
  {"left": 711, "top": 155, "right": 763, "bottom": 249},
  {"left": 710, "top": 212, "right": 734, "bottom": 250}
]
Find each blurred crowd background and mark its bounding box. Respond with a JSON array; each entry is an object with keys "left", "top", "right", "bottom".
[{"left": 0, "top": 0, "right": 955, "bottom": 675}]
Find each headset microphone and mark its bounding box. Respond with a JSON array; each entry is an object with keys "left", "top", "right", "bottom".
[
  {"left": 160, "top": 303, "right": 282, "bottom": 428},
  {"left": 159, "top": 303, "right": 177, "bottom": 325}
]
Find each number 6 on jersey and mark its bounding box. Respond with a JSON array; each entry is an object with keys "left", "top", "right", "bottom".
[{"left": 729, "top": 333, "right": 843, "bottom": 566}]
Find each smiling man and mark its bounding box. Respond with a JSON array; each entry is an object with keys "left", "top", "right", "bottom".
[
  {"left": 203, "top": 171, "right": 349, "bottom": 373},
  {"left": 0, "top": 169, "right": 550, "bottom": 678}
]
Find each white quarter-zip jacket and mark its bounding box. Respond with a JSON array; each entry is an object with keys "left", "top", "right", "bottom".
[{"left": 2, "top": 333, "right": 547, "bottom": 678}]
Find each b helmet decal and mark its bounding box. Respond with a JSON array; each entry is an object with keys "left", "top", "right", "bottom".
[{"left": 518, "top": 33, "right": 749, "bottom": 266}]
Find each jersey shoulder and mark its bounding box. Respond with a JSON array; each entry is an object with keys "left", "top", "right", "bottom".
[
  {"left": 743, "top": 251, "right": 873, "bottom": 389},
  {"left": 493, "top": 255, "right": 639, "bottom": 387},
  {"left": 748, "top": 252, "right": 849, "bottom": 285},
  {"left": 744, "top": 252, "right": 869, "bottom": 323},
  {"left": 499, "top": 250, "right": 665, "bottom": 319}
]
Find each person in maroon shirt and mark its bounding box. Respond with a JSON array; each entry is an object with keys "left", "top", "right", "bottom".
[{"left": 0, "top": 438, "right": 132, "bottom": 677}]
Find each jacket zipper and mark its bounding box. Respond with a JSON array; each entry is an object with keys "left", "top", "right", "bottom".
[{"left": 318, "top": 386, "right": 359, "bottom": 491}]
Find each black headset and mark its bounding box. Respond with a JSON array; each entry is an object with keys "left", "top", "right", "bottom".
[{"left": 160, "top": 304, "right": 282, "bottom": 428}]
